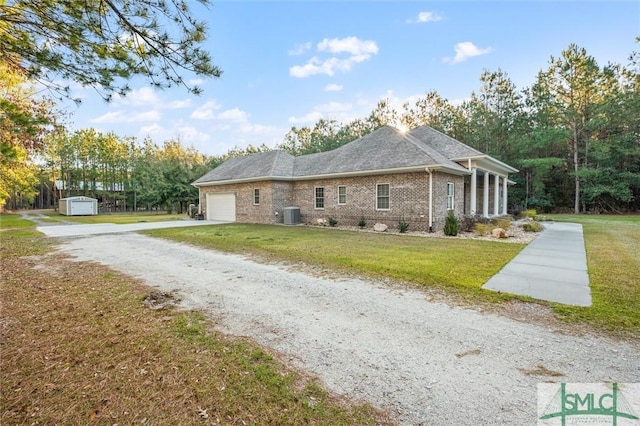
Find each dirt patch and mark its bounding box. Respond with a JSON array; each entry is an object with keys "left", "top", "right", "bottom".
[{"left": 142, "top": 291, "right": 180, "bottom": 310}]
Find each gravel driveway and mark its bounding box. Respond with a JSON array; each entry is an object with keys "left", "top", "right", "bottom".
[{"left": 55, "top": 233, "right": 639, "bottom": 425}]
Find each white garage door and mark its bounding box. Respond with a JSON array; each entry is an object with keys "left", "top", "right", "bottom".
[
  {"left": 70, "top": 201, "right": 95, "bottom": 215},
  {"left": 206, "top": 193, "right": 236, "bottom": 221}
]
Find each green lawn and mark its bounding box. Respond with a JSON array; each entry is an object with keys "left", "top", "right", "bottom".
[
  {"left": 145, "top": 224, "right": 525, "bottom": 301},
  {"left": 43, "top": 211, "right": 187, "bottom": 224},
  {"left": 544, "top": 214, "right": 640, "bottom": 336},
  {"left": 146, "top": 217, "right": 640, "bottom": 337}
]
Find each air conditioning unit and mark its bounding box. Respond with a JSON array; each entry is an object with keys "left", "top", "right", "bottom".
[{"left": 283, "top": 207, "right": 301, "bottom": 225}]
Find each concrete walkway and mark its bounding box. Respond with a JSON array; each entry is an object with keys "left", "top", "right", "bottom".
[
  {"left": 482, "top": 222, "right": 592, "bottom": 306},
  {"left": 31, "top": 218, "right": 223, "bottom": 238}
]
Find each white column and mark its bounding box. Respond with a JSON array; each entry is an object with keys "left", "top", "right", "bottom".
[
  {"left": 483, "top": 170, "right": 489, "bottom": 217},
  {"left": 502, "top": 176, "right": 508, "bottom": 215},
  {"left": 470, "top": 168, "right": 477, "bottom": 215},
  {"left": 494, "top": 174, "right": 500, "bottom": 216},
  {"left": 428, "top": 169, "right": 433, "bottom": 231}
]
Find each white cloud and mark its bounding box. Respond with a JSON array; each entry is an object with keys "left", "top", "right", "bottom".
[
  {"left": 165, "top": 99, "right": 192, "bottom": 109},
  {"left": 217, "top": 108, "right": 249, "bottom": 122},
  {"left": 112, "top": 87, "right": 160, "bottom": 106},
  {"left": 290, "top": 36, "right": 379, "bottom": 78},
  {"left": 317, "top": 36, "right": 378, "bottom": 56},
  {"left": 174, "top": 126, "right": 211, "bottom": 144},
  {"left": 90, "top": 110, "right": 160, "bottom": 123},
  {"left": 290, "top": 56, "right": 354, "bottom": 78},
  {"left": 288, "top": 42, "right": 312, "bottom": 55},
  {"left": 137, "top": 123, "right": 210, "bottom": 146},
  {"left": 407, "top": 11, "right": 443, "bottom": 24},
  {"left": 288, "top": 101, "right": 353, "bottom": 124},
  {"left": 316, "top": 101, "right": 352, "bottom": 114},
  {"left": 324, "top": 83, "right": 343, "bottom": 92},
  {"left": 443, "top": 41, "right": 492, "bottom": 64},
  {"left": 190, "top": 100, "right": 222, "bottom": 119},
  {"left": 288, "top": 111, "right": 324, "bottom": 124}
]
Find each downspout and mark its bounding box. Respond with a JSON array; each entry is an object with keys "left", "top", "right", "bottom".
[{"left": 426, "top": 167, "right": 433, "bottom": 233}]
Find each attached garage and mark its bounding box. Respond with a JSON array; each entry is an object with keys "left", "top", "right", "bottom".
[
  {"left": 59, "top": 196, "right": 98, "bottom": 216},
  {"left": 206, "top": 192, "right": 236, "bottom": 221}
]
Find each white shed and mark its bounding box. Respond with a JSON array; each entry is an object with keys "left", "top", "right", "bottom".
[{"left": 59, "top": 196, "right": 98, "bottom": 216}]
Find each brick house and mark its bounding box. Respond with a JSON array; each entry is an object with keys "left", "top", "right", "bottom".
[{"left": 192, "top": 125, "right": 518, "bottom": 232}]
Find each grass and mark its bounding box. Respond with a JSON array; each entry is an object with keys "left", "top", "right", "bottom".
[
  {"left": 543, "top": 214, "right": 640, "bottom": 336},
  {"left": 145, "top": 224, "right": 524, "bottom": 302},
  {"left": 43, "top": 210, "right": 187, "bottom": 224},
  {"left": 0, "top": 214, "right": 387, "bottom": 425},
  {"left": 145, "top": 218, "right": 640, "bottom": 338}
]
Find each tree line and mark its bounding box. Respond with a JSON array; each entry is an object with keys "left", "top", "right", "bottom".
[
  {"left": 277, "top": 42, "right": 640, "bottom": 214},
  {"left": 2, "top": 40, "right": 638, "bottom": 214}
]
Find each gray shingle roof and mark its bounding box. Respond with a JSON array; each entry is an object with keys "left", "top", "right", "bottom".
[
  {"left": 193, "top": 150, "right": 295, "bottom": 184},
  {"left": 409, "top": 125, "right": 483, "bottom": 159},
  {"left": 193, "top": 125, "right": 476, "bottom": 185}
]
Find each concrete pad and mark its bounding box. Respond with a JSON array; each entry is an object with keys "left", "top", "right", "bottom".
[
  {"left": 37, "top": 219, "right": 225, "bottom": 238},
  {"left": 483, "top": 222, "right": 592, "bottom": 306},
  {"left": 522, "top": 247, "right": 586, "bottom": 260},
  {"left": 509, "top": 253, "right": 587, "bottom": 271},
  {"left": 482, "top": 273, "right": 592, "bottom": 306},
  {"left": 499, "top": 262, "right": 588, "bottom": 286}
]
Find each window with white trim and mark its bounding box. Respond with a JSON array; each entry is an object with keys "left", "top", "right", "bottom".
[
  {"left": 338, "top": 186, "right": 346, "bottom": 205},
  {"left": 253, "top": 188, "right": 260, "bottom": 205},
  {"left": 315, "top": 187, "right": 325, "bottom": 209},
  {"left": 446, "top": 182, "right": 454, "bottom": 210},
  {"left": 376, "top": 184, "right": 390, "bottom": 210}
]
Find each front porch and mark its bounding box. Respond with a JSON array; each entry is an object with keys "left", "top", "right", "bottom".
[{"left": 459, "top": 157, "right": 518, "bottom": 217}]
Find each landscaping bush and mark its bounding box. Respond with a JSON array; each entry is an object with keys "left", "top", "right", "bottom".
[
  {"left": 521, "top": 209, "right": 537, "bottom": 219},
  {"left": 358, "top": 216, "right": 367, "bottom": 229},
  {"left": 328, "top": 217, "right": 338, "bottom": 227},
  {"left": 474, "top": 223, "right": 492, "bottom": 236},
  {"left": 491, "top": 216, "right": 512, "bottom": 230},
  {"left": 522, "top": 221, "right": 544, "bottom": 232},
  {"left": 398, "top": 217, "right": 410, "bottom": 233},
  {"left": 460, "top": 214, "right": 490, "bottom": 232},
  {"left": 443, "top": 211, "right": 459, "bottom": 236}
]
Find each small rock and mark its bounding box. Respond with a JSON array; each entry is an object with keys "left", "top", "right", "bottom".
[
  {"left": 316, "top": 218, "right": 327, "bottom": 226},
  {"left": 373, "top": 223, "right": 388, "bottom": 232}
]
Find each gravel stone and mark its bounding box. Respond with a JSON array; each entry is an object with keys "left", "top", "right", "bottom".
[{"left": 56, "top": 233, "right": 640, "bottom": 425}]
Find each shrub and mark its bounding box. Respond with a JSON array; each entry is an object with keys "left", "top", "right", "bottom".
[
  {"left": 443, "top": 211, "right": 459, "bottom": 236},
  {"left": 460, "top": 214, "right": 490, "bottom": 232},
  {"left": 474, "top": 223, "right": 492, "bottom": 236},
  {"left": 521, "top": 209, "right": 538, "bottom": 219},
  {"left": 358, "top": 216, "right": 367, "bottom": 229},
  {"left": 491, "top": 216, "right": 512, "bottom": 230},
  {"left": 328, "top": 217, "right": 338, "bottom": 227},
  {"left": 398, "top": 217, "right": 410, "bottom": 233},
  {"left": 522, "top": 221, "right": 544, "bottom": 232}
]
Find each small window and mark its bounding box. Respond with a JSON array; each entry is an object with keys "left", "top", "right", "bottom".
[
  {"left": 446, "top": 182, "right": 454, "bottom": 210},
  {"left": 253, "top": 188, "right": 260, "bottom": 205},
  {"left": 315, "top": 187, "right": 325, "bottom": 209},
  {"left": 376, "top": 184, "right": 390, "bottom": 210},
  {"left": 338, "top": 186, "right": 346, "bottom": 205}
]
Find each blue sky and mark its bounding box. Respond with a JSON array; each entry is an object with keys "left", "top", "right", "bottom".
[{"left": 62, "top": 1, "right": 639, "bottom": 157}]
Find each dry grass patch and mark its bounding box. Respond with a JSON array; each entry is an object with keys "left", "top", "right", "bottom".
[{"left": 1, "top": 223, "right": 389, "bottom": 425}]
